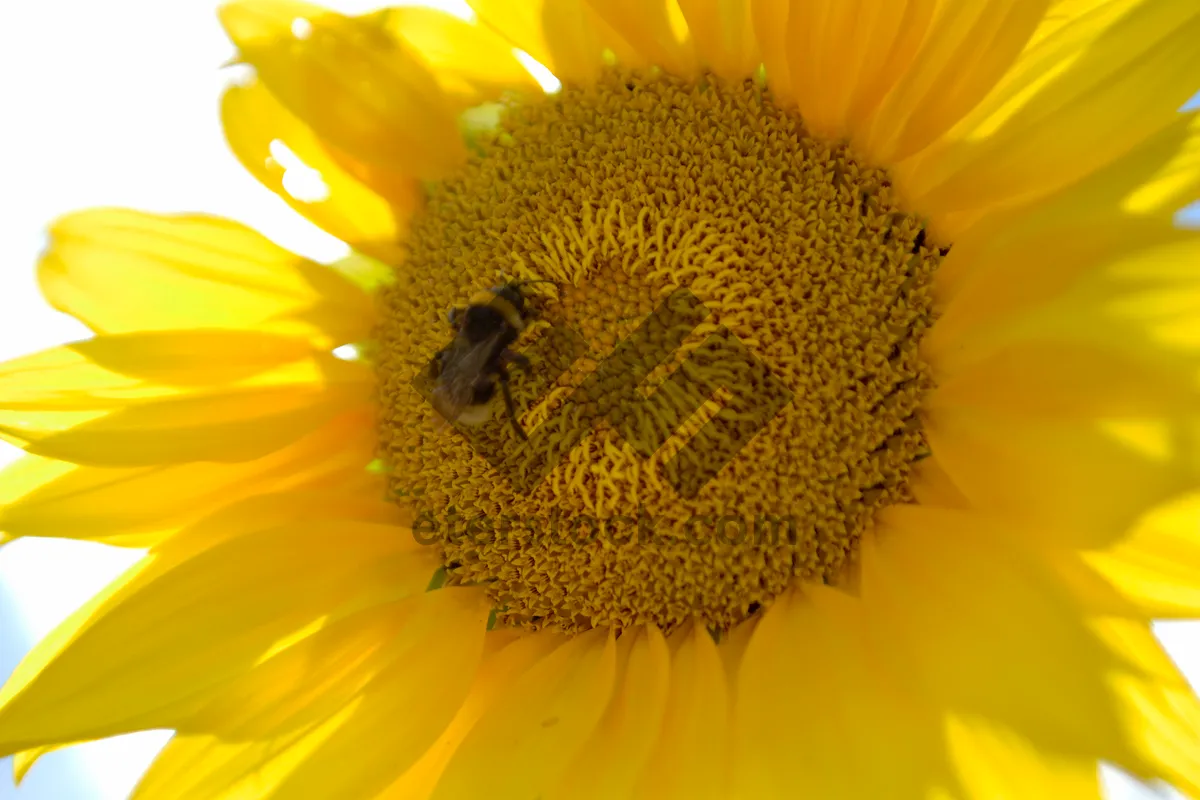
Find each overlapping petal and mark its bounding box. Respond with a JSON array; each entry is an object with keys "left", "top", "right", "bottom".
[
  {"left": 864, "top": 505, "right": 1200, "bottom": 787},
  {"left": 925, "top": 110, "right": 1200, "bottom": 341},
  {"left": 748, "top": 0, "right": 793, "bottom": 102},
  {"left": 779, "top": 0, "right": 937, "bottom": 141},
  {"left": 906, "top": 455, "right": 970, "bottom": 510},
  {"left": 131, "top": 715, "right": 348, "bottom": 800},
  {"left": 369, "top": 6, "right": 540, "bottom": 102},
  {"left": 38, "top": 209, "right": 375, "bottom": 347},
  {"left": 220, "top": 0, "right": 465, "bottom": 180},
  {"left": 378, "top": 631, "right": 561, "bottom": 800},
  {"left": 676, "top": 0, "right": 758, "bottom": 83},
  {"left": 249, "top": 587, "right": 490, "bottom": 800},
  {"left": 0, "top": 492, "right": 431, "bottom": 756},
  {"left": 1092, "top": 618, "right": 1200, "bottom": 794},
  {"left": 552, "top": 626, "right": 670, "bottom": 799},
  {"left": 0, "top": 407, "right": 375, "bottom": 547},
  {"left": 735, "top": 586, "right": 953, "bottom": 799},
  {"left": 221, "top": 79, "right": 414, "bottom": 265},
  {"left": 942, "top": 716, "right": 1102, "bottom": 799},
  {"left": 182, "top": 589, "right": 448, "bottom": 743},
  {"left": 924, "top": 406, "right": 1200, "bottom": 549},
  {"left": 4, "top": 485, "right": 409, "bottom": 761},
  {"left": 916, "top": 103, "right": 1200, "bottom": 548},
  {"left": 432, "top": 627, "right": 617, "bottom": 799},
  {"left": 899, "top": 1, "right": 1200, "bottom": 228},
  {"left": 856, "top": 0, "right": 1052, "bottom": 164},
  {"left": 581, "top": 0, "right": 697, "bottom": 77},
  {"left": 0, "top": 332, "right": 369, "bottom": 466},
  {"left": 468, "top": 0, "right": 647, "bottom": 85},
  {"left": 1087, "top": 493, "right": 1200, "bottom": 618},
  {"left": 633, "top": 622, "right": 730, "bottom": 799}
]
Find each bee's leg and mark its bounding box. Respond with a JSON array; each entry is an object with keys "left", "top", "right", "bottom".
[
  {"left": 502, "top": 350, "right": 532, "bottom": 372},
  {"left": 497, "top": 368, "right": 528, "bottom": 441},
  {"left": 447, "top": 307, "right": 465, "bottom": 330}
]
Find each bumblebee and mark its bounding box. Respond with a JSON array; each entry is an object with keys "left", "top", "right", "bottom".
[{"left": 429, "top": 281, "right": 549, "bottom": 440}]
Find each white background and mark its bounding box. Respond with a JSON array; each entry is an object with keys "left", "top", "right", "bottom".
[{"left": 0, "top": 2, "right": 1197, "bottom": 797}]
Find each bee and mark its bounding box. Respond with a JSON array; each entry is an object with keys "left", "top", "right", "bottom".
[{"left": 429, "top": 280, "right": 551, "bottom": 440}]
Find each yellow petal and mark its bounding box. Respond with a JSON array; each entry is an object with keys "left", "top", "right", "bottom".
[
  {"left": 131, "top": 709, "right": 351, "bottom": 800},
  {"left": 553, "top": 625, "right": 670, "bottom": 799},
  {"left": 902, "top": 3, "right": 1200, "bottom": 223},
  {"left": 926, "top": 228, "right": 1200, "bottom": 374},
  {"left": 859, "top": 0, "right": 1049, "bottom": 164},
  {"left": 733, "top": 591, "right": 794, "bottom": 798},
  {"left": 1093, "top": 618, "right": 1200, "bottom": 794},
  {"left": 550, "top": 0, "right": 652, "bottom": 77},
  {"left": 379, "top": 631, "right": 563, "bottom": 800},
  {"left": 0, "top": 330, "right": 335, "bottom": 403},
  {"left": 1087, "top": 492, "right": 1200, "bottom": 618},
  {"left": 182, "top": 585, "right": 450, "bottom": 742},
  {"left": 863, "top": 507, "right": 1160, "bottom": 771},
  {"left": 749, "top": 0, "right": 792, "bottom": 103},
  {"left": 927, "top": 338, "right": 1200, "bottom": 418},
  {"left": 933, "top": 218, "right": 1200, "bottom": 391},
  {"left": 734, "top": 586, "right": 950, "bottom": 799},
  {"left": 1034, "top": 0, "right": 1114, "bottom": 46},
  {"left": 1038, "top": 548, "right": 1140, "bottom": 619},
  {"left": 369, "top": 6, "right": 539, "bottom": 102},
  {"left": 786, "top": 0, "right": 937, "bottom": 141},
  {"left": 133, "top": 733, "right": 306, "bottom": 800},
  {"left": 12, "top": 745, "right": 57, "bottom": 784},
  {"left": 465, "top": 0, "right": 562, "bottom": 76},
  {"left": 923, "top": 406, "right": 1200, "bottom": 548},
  {"left": 1100, "top": 242, "right": 1200, "bottom": 354},
  {"left": 0, "top": 406, "right": 375, "bottom": 547},
  {"left": 0, "top": 489, "right": 403, "bottom": 764},
  {"left": 634, "top": 622, "right": 729, "bottom": 800},
  {"left": 717, "top": 610, "right": 758, "bottom": 683},
  {"left": 0, "top": 516, "right": 421, "bottom": 755},
  {"left": 38, "top": 208, "right": 373, "bottom": 347},
  {"left": 930, "top": 110, "right": 1200, "bottom": 314},
  {"left": 15, "top": 330, "right": 319, "bottom": 388},
  {"left": 1125, "top": 113, "right": 1200, "bottom": 217},
  {"left": 675, "top": 0, "right": 758, "bottom": 82},
  {"left": 158, "top": 486, "right": 408, "bottom": 561},
  {"left": 468, "top": 0, "right": 640, "bottom": 85},
  {"left": 220, "top": 0, "right": 465, "bottom": 179},
  {"left": 253, "top": 588, "right": 490, "bottom": 800},
  {"left": 221, "top": 80, "right": 412, "bottom": 265},
  {"left": 0, "top": 341, "right": 369, "bottom": 467},
  {"left": 145, "top": 488, "right": 413, "bottom": 626},
  {"left": 907, "top": 454, "right": 970, "bottom": 509},
  {"left": 581, "top": 0, "right": 697, "bottom": 77},
  {"left": 433, "top": 627, "right": 617, "bottom": 800},
  {"left": 576, "top": 2, "right": 650, "bottom": 70},
  {"left": 945, "top": 716, "right": 1103, "bottom": 799}
]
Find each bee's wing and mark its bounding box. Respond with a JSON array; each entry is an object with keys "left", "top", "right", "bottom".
[{"left": 430, "top": 333, "right": 503, "bottom": 423}]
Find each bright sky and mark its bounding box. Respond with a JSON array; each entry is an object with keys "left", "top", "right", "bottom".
[{"left": 0, "top": 2, "right": 1198, "bottom": 798}]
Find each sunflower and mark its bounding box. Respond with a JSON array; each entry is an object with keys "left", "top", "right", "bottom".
[{"left": 2, "top": 0, "right": 1200, "bottom": 796}]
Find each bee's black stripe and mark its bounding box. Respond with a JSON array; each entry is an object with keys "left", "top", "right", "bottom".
[{"left": 469, "top": 290, "right": 524, "bottom": 330}]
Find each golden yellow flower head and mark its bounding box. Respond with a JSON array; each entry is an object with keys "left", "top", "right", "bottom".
[
  {"left": 1, "top": 1, "right": 1200, "bottom": 798},
  {"left": 379, "top": 69, "right": 943, "bottom": 633}
]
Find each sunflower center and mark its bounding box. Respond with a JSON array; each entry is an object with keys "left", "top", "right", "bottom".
[{"left": 376, "top": 70, "right": 944, "bottom": 634}]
